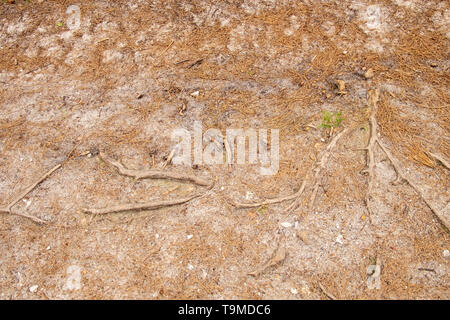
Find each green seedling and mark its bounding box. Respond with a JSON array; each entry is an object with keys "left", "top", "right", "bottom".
[
  {"left": 319, "top": 110, "right": 344, "bottom": 129},
  {"left": 256, "top": 206, "right": 267, "bottom": 216}
]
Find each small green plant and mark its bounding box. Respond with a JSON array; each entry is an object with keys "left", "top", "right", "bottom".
[
  {"left": 256, "top": 206, "right": 267, "bottom": 216},
  {"left": 319, "top": 110, "right": 344, "bottom": 128},
  {"left": 57, "top": 21, "right": 63, "bottom": 27}
]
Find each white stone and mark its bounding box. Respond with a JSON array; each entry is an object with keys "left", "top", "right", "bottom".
[
  {"left": 29, "top": 285, "right": 38, "bottom": 293},
  {"left": 280, "top": 222, "right": 293, "bottom": 228},
  {"left": 443, "top": 249, "right": 449, "bottom": 259}
]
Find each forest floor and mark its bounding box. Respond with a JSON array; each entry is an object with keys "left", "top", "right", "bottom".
[{"left": 0, "top": 0, "right": 449, "bottom": 299}]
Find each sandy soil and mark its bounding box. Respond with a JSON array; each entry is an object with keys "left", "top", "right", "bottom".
[{"left": 0, "top": 0, "right": 449, "bottom": 299}]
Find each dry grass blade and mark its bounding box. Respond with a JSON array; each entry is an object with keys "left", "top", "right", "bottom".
[{"left": 99, "top": 152, "right": 212, "bottom": 187}]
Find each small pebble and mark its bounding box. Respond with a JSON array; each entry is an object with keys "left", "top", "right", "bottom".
[
  {"left": 443, "top": 249, "right": 449, "bottom": 259},
  {"left": 29, "top": 285, "right": 38, "bottom": 293},
  {"left": 364, "top": 68, "right": 374, "bottom": 79},
  {"left": 336, "top": 234, "right": 344, "bottom": 244},
  {"left": 290, "top": 288, "right": 298, "bottom": 295},
  {"left": 186, "top": 234, "right": 193, "bottom": 240},
  {"left": 297, "top": 231, "right": 309, "bottom": 244}
]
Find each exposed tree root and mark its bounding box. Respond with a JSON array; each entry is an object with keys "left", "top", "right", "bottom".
[
  {"left": 364, "top": 89, "right": 449, "bottom": 230},
  {"left": 83, "top": 152, "right": 213, "bottom": 215},
  {"left": 283, "top": 178, "right": 309, "bottom": 213},
  {"left": 230, "top": 129, "right": 348, "bottom": 212},
  {"left": 231, "top": 179, "right": 307, "bottom": 209},
  {"left": 0, "top": 163, "right": 61, "bottom": 224},
  {"left": 308, "top": 128, "right": 349, "bottom": 209},
  {"left": 99, "top": 152, "right": 212, "bottom": 187},
  {"left": 82, "top": 194, "right": 200, "bottom": 215},
  {"left": 0, "top": 210, "right": 46, "bottom": 224},
  {"left": 364, "top": 89, "right": 380, "bottom": 222}
]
